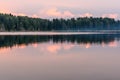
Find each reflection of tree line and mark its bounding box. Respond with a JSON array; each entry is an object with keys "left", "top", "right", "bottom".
[{"left": 0, "top": 34, "right": 120, "bottom": 48}]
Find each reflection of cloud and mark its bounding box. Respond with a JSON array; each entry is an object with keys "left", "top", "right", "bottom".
[
  {"left": 0, "top": 44, "right": 28, "bottom": 54},
  {"left": 0, "top": 43, "right": 71, "bottom": 54},
  {"left": 63, "top": 44, "right": 74, "bottom": 50},
  {"left": 108, "top": 41, "right": 117, "bottom": 47},
  {"left": 46, "top": 44, "right": 75, "bottom": 53},
  {"left": 18, "top": 44, "right": 26, "bottom": 49},
  {"left": 32, "top": 43, "right": 38, "bottom": 48},
  {"left": 85, "top": 43, "right": 91, "bottom": 49},
  {"left": 101, "top": 42, "right": 105, "bottom": 47},
  {"left": 102, "top": 13, "right": 118, "bottom": 19},
  {"left": 80, "top": 43, "right": 92, "bottom": 49},
  {"left": 101, "top": 41, "right": 118, "bottom": 48},
  {"left": 0, "top": 47, "right": 11, "bottom": 53},
  {"left": 37, "top": 43, "right": 75, "bottom": 54},
  {"left": 47, "top": 44, "right": 61, "bottom": 53}
]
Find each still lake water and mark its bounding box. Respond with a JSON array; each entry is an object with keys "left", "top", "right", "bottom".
[{"left": 0, "top": 34, "right": 120, "bottom": 80}]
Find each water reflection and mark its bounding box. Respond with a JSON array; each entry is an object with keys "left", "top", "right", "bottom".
[
  {"left": 0, "top": 34, "right": 120, "bottom": 54},
  {"left": 0, "top": 34, "right": 120, "bottom": 47},
  {"left": 0, "top": 34, "right": 120, "bottom": 80}
]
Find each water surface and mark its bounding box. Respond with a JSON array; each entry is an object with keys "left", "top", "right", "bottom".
[{"left": 0, "top": 34, "right": 120, "bottom": 80}]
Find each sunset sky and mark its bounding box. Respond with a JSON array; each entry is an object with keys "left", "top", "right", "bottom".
[{"left": 0, "top": 0, "right": 120, "bottom": 19}]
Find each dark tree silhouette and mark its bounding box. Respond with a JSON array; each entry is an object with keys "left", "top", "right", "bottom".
[{"left": 0, "top": 13, "right": 120, "bottom": 31}]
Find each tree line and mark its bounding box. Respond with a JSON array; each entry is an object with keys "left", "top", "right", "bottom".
[{"left": 0, "top": 13, "right": 120, "bottom": 31}]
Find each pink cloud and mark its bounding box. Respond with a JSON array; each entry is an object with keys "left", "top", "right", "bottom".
[
  {"left": 102, "top": 13, "right": 118, "bottom": 19},
  {"left": 63, "top": 11, "right": 75, "bottom": 17},
  {"left": 0, "top": 9, "right": 27, "bottom": 17},
  {"left": 79, "top": 13, "right": 93, "bottom": 17},
  {"left": 38, "top": 8, "right": 95, "bottom": 18},
  {"left": 32, "top": 14, "right": 39, "bottom": 18},
  {"left": 45, "top": 8, "right": 61, "bottom": 17},
  {"left": 0, "top": 7, "right": 92, "bottom": 19},
  {"left": 0, "top": 8, "right": 10, "bottom": 14},
  {"left": 12, "top": 13, "right": 26, "bottom": 16},
  {"left": 38, "top": 8, "right": 74, "bottom": 18},
  {"left": 1, "top": 7, "right": 119, "bottom": 20}
]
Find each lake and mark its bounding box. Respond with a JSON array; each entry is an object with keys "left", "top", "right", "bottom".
[{"left": 0, "top": 34, "right": 120, "bottom": 80}]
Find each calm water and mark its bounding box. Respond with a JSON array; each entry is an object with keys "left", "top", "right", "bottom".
[{"left": 0, "top": 34, "right": 120, "bottom": 80}]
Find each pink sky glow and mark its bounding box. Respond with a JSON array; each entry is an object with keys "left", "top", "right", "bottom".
[{"left": 0, "top": 0, "right": 120, "bottom": 19}]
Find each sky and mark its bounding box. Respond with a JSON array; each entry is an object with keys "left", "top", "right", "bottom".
[{"left": 0, "top": 0, "right": 120, "bottom": 19}]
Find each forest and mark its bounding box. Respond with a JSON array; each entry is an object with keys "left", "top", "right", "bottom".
[{"left": 0, "top": 13, "right": 120, "bottom": 31}]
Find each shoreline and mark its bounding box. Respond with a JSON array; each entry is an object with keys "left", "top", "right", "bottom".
[{"left": 0, "top": 31, "right": 120, "bottom": 35}]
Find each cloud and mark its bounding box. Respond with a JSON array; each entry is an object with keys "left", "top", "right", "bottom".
[
  {"left": 0, "top": 8, "right": 27, "bottom": 17},
  {"left": 1, "top": 0, "right": 120, "bottom": 20},
  {"left": 36, "top": 8, "right": 95, "bottom": 19},
  {"left": 1, "top": 7, "right": 119, "bottom": 20},
  {"left": 32, "top": 14, "right": 39, "bottom": 18},
  {"left": 102, "top": 13, "right": 119, "bottom": 19},
  {"left": 78, "top": 13, "right": 93, "bottom": 17},
  {"left": 37, "top": 8, "right": 94, "bottom": 18},
  {"left": 0, "top": 8, "right": 10, "bottom": 14},
  {"left": 12, "top": 13, "right": 26, "bottom": 16},
  {"left": 38, "top": 8, "right": 75, "bottom": 18},
  {"left": 45, "top": 8, "right": 61, "bottom": 17},
  {"left": 63, "top": 11, "right": 75, "bottom": 17}
]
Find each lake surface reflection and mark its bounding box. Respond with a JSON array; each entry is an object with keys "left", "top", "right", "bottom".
[{"left": 0, "top": 34, "right": 120, "bottom": 80}]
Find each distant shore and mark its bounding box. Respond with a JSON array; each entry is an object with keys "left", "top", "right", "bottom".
[{"left": 0, "top": 30, "right": 120, "bottom": 35}]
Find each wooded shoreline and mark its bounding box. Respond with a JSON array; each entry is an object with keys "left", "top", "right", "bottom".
[
  {"left": 1, "top": 13, "right": 120, "bottom": 31},
  {"left": 0, "top": 31, "right": 120, "bottom": 35}
]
